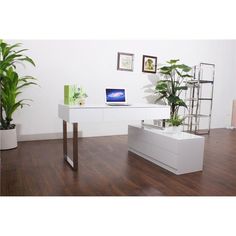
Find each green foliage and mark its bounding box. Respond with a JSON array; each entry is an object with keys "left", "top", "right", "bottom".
[
  {"left": 155, "top": 59, "right": 192, "bottom": 126},
  {"left": 0, "top": 40, "right": 37, "bottom": 129},
  {"left": 73, "top": 87, "right": 88, "bottom": 101},
  {"left": 168, "top": 114, "right": 184, "bottom": 127}
]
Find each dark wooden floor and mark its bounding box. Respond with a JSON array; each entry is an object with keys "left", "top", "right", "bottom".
[{"left": 1, "top": 129, "right": 236, "bottom": 196}]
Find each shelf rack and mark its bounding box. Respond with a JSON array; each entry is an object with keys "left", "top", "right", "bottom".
[{"left": 183, "top": 63, "right": 215, "bottom": 135}]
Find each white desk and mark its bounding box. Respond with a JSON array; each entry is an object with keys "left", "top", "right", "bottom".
[{"left": 58, "top": 103, "right": 170, "bottom": 170}]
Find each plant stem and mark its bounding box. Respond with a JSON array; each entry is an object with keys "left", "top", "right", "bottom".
[{"left": 170, "top": 74, "right": 175, "bottom": 96}]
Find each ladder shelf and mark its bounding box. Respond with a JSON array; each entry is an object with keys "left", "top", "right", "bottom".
[{"left": 183, "top": 63, "right": 215, "bottom": 135}]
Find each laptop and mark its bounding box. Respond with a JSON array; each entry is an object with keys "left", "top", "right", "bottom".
[{"left": 105, "top": 88, "right": 131, "bottom": 106}]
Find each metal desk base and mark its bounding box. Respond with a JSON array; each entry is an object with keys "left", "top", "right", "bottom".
[{"left": 63, "top": 120, "right": 78, "bottom": 171}]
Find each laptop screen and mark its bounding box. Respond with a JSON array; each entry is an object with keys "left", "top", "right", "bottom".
[{"left": 106, "top": 88, "right": 126, "bottom": 102}]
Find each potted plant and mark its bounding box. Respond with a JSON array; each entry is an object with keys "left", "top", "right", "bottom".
[
  {"left": 155, "top": 59, "right": 192, "bottom": 132},
  {"left": 0, "top": 40, "right": 37, "bottom": 150},
  {"left": 72, "top": 87, "right": 88, "bottom": 106}
]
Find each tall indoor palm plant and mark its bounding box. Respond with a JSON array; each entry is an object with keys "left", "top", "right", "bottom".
[
  {"left": 155, "top": 59, "right": 192, "bottom": 127},
  {"left": 0, "top": 40, "right": 37, "bottom": 150}
]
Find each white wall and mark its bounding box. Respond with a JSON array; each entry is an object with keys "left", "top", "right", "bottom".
[
  {"left": 229, "top": 41, "right": 236, "bottom": 127},
  {"left": 8, "top": 40, "right": 236, "bottom": 139},
  {"left": 231, "top": 44, "right": 236, "bottom": 124}
]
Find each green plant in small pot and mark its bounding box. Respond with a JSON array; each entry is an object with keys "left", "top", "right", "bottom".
[
  {"left": 73, "top": 87, "right": 88, "bottom": 106},
  {"left": 0, "top": 40, "right": 37, "bottom": 150},
  {"left": 155, "top": 59, "right": 192, "bottom": 132},
  {"left": 168, "top": 114, "right": 185, "bottom": 132}
]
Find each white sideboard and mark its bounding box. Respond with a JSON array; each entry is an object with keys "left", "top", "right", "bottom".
[
  {"left": 58, "top": 104, "right": 170, "bottom": 170},
  {"left": 128, "top": 125, "right": 205, "bottom": 175}
]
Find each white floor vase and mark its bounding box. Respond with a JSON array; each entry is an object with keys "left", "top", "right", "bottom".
[{"left": 0, "top": 127, "right": 17, "bottom": 150}]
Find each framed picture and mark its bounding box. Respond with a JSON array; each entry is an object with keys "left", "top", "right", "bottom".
[
  {"left": 142, "top": 55, "right": 157, "bottom": 73},
  {"left": 117, "top": 52, "right": 134, "bottom": 71}
]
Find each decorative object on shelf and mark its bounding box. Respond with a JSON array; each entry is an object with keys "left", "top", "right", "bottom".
[
  {"left": 164, "top": 125, "right": 182, "bottom": 133},
  {"left": 0, "top": 40, "right": 37, "bottom": 150},
  {"left": 155, "top": 59, "right": 192, "bottom": 131},
  {"left": 117, "top": 52, "right": 134, "bottom": 71},
  {"left": 73, "top": 87, "right": 88, "bottom": 106},
  {"left": 165, "top": 114, "right": 184, "bottom": 133},
  {"left": 64, "top": 85, "right": 88, "bottom": 105},
  {"left": 64, "top": 84, "right": 78, "bottom": 105},
  {"left": 142, "top": 55, "right": 157, "bottom": 73}
]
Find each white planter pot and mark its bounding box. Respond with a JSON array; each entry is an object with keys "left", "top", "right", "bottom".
[
  {"left": 164, "top": 126, "right": 182, "bottom": 134},
  {"left": 0, "top": 127, "right": 17, "bottom": 150}
]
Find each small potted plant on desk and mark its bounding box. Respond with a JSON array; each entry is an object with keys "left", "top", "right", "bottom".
[
  {"left": 73, "top": 87, "right": 88, "bottom": 106},
  {"left": 0, "top": 40, "right": 37, "bottom": 150},
  {"left": 155, "top": 59, "right": 192, "bottom": 133}
]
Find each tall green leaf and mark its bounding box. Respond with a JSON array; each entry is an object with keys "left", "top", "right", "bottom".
[
  {"left": 155, "top": 59, "right": 192, "bottom": 120},
  {"left": 0, "top": 39, "right": 38, "bottom": 129}
]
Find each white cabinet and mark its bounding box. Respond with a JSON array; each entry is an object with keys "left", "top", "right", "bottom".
[{"left": 128, "top": 125, "right": 205, "bottom": 175}]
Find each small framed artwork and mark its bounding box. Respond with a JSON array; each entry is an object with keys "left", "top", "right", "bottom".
[
  {"left": 117, "top": 52, "right": 134, "bottom": 71},
  {"left": 142, "top": 55, "right": 157, "bottom": 73}
]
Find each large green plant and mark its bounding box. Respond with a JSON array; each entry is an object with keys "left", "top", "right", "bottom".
[
  {"left": 155, "top": 59, "right": 192, "bottom": 125},
  {"left": 0, "top": 40, "right": 37, "bottom": 130}
]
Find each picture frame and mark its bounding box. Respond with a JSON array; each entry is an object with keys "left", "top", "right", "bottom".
[
  {"left": 117, "top": 52, "right": 134, "bottom": 71},
  {"left": 142, "top": 55, "right": 157, "bottom": 73}
]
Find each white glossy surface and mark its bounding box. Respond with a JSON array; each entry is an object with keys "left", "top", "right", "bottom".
[
  {"left": 58, "top": 104, "right": 170, "bottom": 123},
  {"left": 128, "top": 125, "right": 205, "bottom": 175},
  {"left": 59, "top": 103, "right": 168, "bottom": 109},
  {"left": 141, "top": 125, "right": 203, "bottom": 140}
]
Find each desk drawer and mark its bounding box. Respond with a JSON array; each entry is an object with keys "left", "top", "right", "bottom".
[
  {"left": 103, "top": 107, "right": 169, "bottom": 121},
  {"left": 69, "top": 109, "right": 103, "bottom": 123}
]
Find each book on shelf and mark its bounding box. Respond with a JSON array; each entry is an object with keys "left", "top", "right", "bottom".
[{"left": 64, "top": 84, "right": 78, "bottom": 105}]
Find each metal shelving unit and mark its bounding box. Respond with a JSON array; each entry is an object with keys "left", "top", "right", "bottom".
[{"left": 183, "top": 63, "right": 215, "bottom": 135}]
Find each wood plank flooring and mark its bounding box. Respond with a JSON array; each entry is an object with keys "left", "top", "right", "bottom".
[{"left": 1, "top": 128, "right": 236, "bottom": 196}]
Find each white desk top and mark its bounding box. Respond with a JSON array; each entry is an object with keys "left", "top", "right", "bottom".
[
  {"left": 132, "top": 125, "right": 204, "bottom": 140},
  {"left": 58, "top": 103, "right": 170, "bottom": 123},
  {"left": 59, "top": 103, "right": 169, "bottom": 109}
]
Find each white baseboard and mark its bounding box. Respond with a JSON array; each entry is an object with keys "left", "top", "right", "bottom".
[
  {"left": 17, "top": 131, "right": 127, "bottom": 142},
  {"left": 17, "top": 131, "right": 80, "bottom": 142}
]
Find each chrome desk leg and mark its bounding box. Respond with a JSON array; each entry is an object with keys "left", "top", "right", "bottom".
[
  {"left": 63, "top": 120, "right": 78, "bottom": 171},
  {"left": 63, "top": 120, "right": 67, "bottom": 161},
  {"left": 72, "top": 123, "right": 78, "bottom": 170}
]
